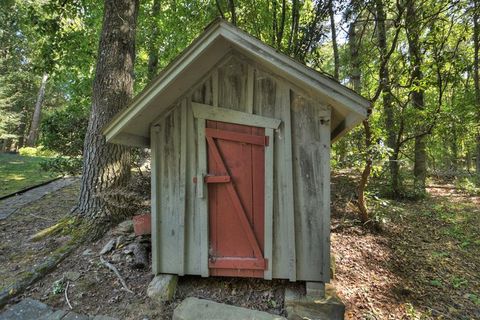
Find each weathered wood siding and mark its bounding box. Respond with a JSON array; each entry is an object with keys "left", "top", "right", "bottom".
[{"left": 152, "top": 52, "right": 331, "bottom": 282}]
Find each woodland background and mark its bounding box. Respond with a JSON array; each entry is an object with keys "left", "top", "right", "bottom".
[
  {"left": 1, "top": 0, "right": 479, "bottom": 215},
  {"left": 0, "top": 1, "right": 480, "bottom": 319}
]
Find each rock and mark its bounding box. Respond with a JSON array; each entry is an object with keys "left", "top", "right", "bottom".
[
  {"left": 111, "top": 253, "right": 122, "bottom": 263},
  {"left": 91, "top": 316, "right": 118, "bottom": 320},
  {"left": 132, "top": 242, "right": 148, "bottom": 269},
  {"left": 284, "top": 284, "right": 345, "bottom": 320},
  {"left": 172, "top": 297, "right": 286, "bottom": 320},
  {"left": 147, "top": 274, "right": 178, "bottom": 302},
  {"left": 64, "top": 271, "right": 81, "bottom": 282},
  {"left": 40, "top": 310, "right": 68, "bottom": 320},
  {"left": 0, "top": 298, "right": 53, "bottom": 320},
  {"left": 115, "top": 235, "right": 125, "bottom": 248},
  {"left": 61, "top": 312, "right": 90, "bottom": 320},
  {"left": 113, "top": 220, "right": 134, "bottom": 235},
  {"left": 99, "top": 239, "right": 116, "bottom": 255},
  {"left": 82, "top": 249, "right": 93, "bottom": 256}
]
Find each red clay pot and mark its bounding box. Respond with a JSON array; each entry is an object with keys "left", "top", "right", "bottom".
[{"left": 132, "top": 214, "right": 151, "bottom": 236}]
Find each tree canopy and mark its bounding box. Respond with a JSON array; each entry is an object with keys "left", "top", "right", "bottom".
[{"left": 0, "top": 0, "right": 479, "bottom": 210}]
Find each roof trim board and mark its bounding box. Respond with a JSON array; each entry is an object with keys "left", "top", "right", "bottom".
[{"left": 104, "top": 19, "right": 370, "bottom": 145}]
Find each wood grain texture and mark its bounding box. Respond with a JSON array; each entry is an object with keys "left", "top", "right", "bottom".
[
  {"left": 151, "top": 51, "right": 331, "bottom": 282},
  {"left": 291, "top": 90, "right": 330, "bottom": 281}
]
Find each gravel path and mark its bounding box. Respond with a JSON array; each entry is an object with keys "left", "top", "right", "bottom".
[{"left": 0, "top": 177, "right": 78, "bottom": 220}]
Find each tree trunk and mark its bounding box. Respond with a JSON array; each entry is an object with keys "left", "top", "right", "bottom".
[
  {"left": 474, "top": 0, "right": 480, "bottom": 184},
  {"left": 26, "top": 73, "right": 48, "bottom": 147},
  {"left": 349, "top": 21, "right": 371, "bottom": 223},
  {"left": 77, "top": 0, "right": 139, "bottom": 227},
  {"left": 376, "top": 0, "right": 400, "bottom": 197},
  {"left": 328, "top": 0, "right": 339, "bottom": 81},
  {"left": 406, "top": 0, "right": 427, "bottom": 192},
  {"left": 147, "top": 0, "right": 161, "bottom": 80},
  {"left": 227, "top": 0, "right": 237, "bottom": 25}
]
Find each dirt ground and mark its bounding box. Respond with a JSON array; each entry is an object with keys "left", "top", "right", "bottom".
[
  {"left": 1, "top": 173, "right": 479, "bottom": 319},
  {"left": 331, "top": 172, "right": 480, "bottom": 320}
]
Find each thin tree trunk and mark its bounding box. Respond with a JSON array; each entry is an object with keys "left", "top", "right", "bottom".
[
  {"left": 349, "top": 21, "right": 370, "bottom": 223},
  {"left": 228, "top": 0, "right": 237, "bottom": 25},
  {"left": 406, "top": 0, "right": 427, "bottom": 192},
  {"left": 328, "top": 0, "right": 339, "bottom": 80},
  {"left": 376, "top": 0, "right": 400, "bottom": 196},
  {"left": 147, "top": 0, "right": 161, "bottom": 80},
  {"left": 474, "top": 0, "right": 480, "bottom": 184},
  {"left": 26, "top": 73, "right": 48, "bottom": 147},
  {"left": 77, "top": 0, "right": 139, "bottom": 228},
  {"left": 276, "top": 0, "right": 286, "bottom": 49}
]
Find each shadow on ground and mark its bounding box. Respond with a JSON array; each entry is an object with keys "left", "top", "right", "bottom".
[{"left": 330, "top": 170, "right": 480, "bottom": 320}]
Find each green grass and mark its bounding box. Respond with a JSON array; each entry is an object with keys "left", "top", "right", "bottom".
[{"left": 0, "top": 153, "right": 58, "bottom": 197}]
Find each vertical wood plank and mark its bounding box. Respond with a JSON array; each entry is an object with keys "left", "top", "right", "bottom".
[
  {"left": 264, "top": 127, "right": 274, "bottom": 280},
  {"left": 212, "top": 69, "right": 218, "bottom": 107},
  {"left": 178, "top": 99, "right": 187, "bottom": 275},
  {"left": 278, "top": 83, "right": 296, "bottom": 281},
  {"left": 197, "top": 117, "right": 209, "bottom": 277},
  {"left": 150, "top": 124, "right": 160, "bottom": 274},
  {"left": 319, "top": 107, "right": 331, "bottom": 282},
  {"left": 246, "top": 65, "right": 254, "bottom": 114}
]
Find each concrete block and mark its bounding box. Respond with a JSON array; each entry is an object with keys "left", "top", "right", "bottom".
[
  {"left": 173, "top": 297, "right": 286, "bottom": 320},
  {"left": 306, "top": 282, "right": 325, "bottom": 298},
  {"left": 147, "top": 274, "right": 178, "bottom": 302},
  {"left": 285, "top": 284, "right": 345, "bottom": 320}
]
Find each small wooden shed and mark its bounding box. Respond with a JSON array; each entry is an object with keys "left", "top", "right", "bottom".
[{"left": 104, "top": 19, "right": 369, "bottom": 285}]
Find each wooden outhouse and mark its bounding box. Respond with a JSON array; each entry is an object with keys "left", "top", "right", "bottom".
[{"left": 104, "top": 19, "right": 369, "bottom": 285}]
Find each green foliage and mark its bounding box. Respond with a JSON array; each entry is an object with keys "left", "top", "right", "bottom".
[
  {"left": 40, "top": 156, "right": 83, "bottom": 176},
  {"left": 40, "top": 103, "right": 88, "bottom": 157},
  {"left": 51, "top": 278, "right": 65, "bottom": 295},
  {"left": 18, "top": 146, "right": 56, "bottom": 157}
]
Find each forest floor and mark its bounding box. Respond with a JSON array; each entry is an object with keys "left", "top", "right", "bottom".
[
  {"left": 331, "top": 171, "right": 480, "bottom": 320},
  {"left": 0, "top": 171, "right": 478, "bottom": 319}
]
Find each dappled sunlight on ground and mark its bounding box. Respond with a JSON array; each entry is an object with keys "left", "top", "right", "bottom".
[
  {"left": 331, "top": 172, "right": 480, "bottom": 320},
  {"left": 0, "top": 153, "right": 57, "bottom": 197}
]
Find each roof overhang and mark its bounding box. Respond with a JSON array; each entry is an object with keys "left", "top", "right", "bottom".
[{"left": 104, "top": 19, "right": 370, "bottom": 147}]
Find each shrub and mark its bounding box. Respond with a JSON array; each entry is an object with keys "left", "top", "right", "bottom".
[
  {"left": 40, "top": 103, "right": 88, "bottom": 157},
  {"left": 18, "top": 146, "right": 56, "bottom": 157},
  {"left": 40, "top": 156, "right": 83, "bottom": 176}
]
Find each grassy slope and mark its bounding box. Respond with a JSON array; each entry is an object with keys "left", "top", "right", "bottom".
[{"left": 0, "top": 153, "right": 57, "bottom": 197}]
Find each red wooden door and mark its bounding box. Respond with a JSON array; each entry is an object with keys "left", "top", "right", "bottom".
[{"left": 206, "top": 120, "right": 267, "bottom": 278}]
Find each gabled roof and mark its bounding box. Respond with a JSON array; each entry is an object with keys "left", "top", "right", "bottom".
[{"left": 104, "top": 19, "right": 370, "bottom": 147}]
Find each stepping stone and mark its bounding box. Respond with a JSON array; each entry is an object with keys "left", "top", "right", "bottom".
[
  {"left": 173, "top": 297, "right": 286, "bottom": 320},
  {"left": 0, "top": 299, "right": 119, "bottom": 320},
  {"left": 0, "top": 298, "right": 54, "bottom": 320}
]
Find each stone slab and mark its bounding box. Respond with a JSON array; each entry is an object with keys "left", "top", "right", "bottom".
[
  {"left": 62, "top": 312, "right": 91, "bottom": 320},
  {"left": 40, "top": 310, "right": 68, "bottom": 320},
  {"left": 173, "top": 297, "right": 286, "bottom": 320},
  {"left": 285, "top": 284, "right": 345, "bottom": 320},
  {"left": 0, "top": 298, "right": 53, "bottom": 320},
  {"left": 0, "top": 299, "right": 119, "bottom": 320}
]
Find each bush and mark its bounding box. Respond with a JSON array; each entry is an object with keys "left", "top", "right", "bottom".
[
  {"left": 18, "top": 146, "right": 57, "bottom": 157},
  {"left": 40, "top": 156, "right": 83, "bottom": 176},
  {"left": 41, "top": 103, "right": 88, "bottom": 157}
]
